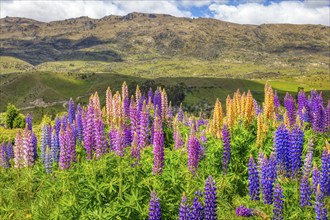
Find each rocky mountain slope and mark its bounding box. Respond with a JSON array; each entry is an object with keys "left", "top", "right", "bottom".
[{"left": 1, "top": 12, "right": 329, "bottom": 65}]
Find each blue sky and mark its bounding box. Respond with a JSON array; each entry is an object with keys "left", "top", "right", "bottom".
[{"left": 1, "top": 0, "right": 329, "bottom": 25}]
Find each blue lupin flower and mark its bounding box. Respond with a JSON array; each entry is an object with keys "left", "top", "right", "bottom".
[
  {"left": 274, "top": 124, "right": 290, "bottom": 176},
  {"left": 204, "top": 176, "right": 217, "bottom": 220},
  {"left": 149, "top": 191, "right": 161, "bottom": 220},
  {"left": 179, "top": 194, "right": 189, "bottom": 220},
  {"left": 189, "top": 191, "right": 204, "bottom": 220},
  {"left": 273, "top": 183, "right": 284, "bottom": 220},
  {"left": 289, "top": 125, "right": 304, "bottom": 177},
  {"left": 248, "top": 156, "right": 260, "bottom": 201}
]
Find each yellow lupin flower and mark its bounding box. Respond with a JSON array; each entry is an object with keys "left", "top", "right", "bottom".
[
  {"left": 212, "top": 98, "right": 223, "bottom": 138},
  {"left": 105, "top": 86, "right": 112, "bottom": 125}
]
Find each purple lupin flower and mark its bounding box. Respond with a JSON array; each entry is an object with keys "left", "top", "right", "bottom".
[
  {"left": 14, "top": 130, "right": 24, "bottom": 168},
  {"left": 204, "top": 176, "right": 217, "bottom": 220},
  {"left": 138, "top": 101, "right": 150, "bottom": 148},
  {"left": 44, "top": 146, "right": 52, "bottom": 174},
  {"left": 236, "top": 206, "right": 252, "bottom": 217},
  {"left": 189, "top": 191, "right": 204, "bottom": 220},
  {"left": 261, "top": 156, "right": 273, "bottom": 204},
  {"left": 23, "top": 127, "right": 35, "bottom": 167},
  {"left": 131, "top": 132, "right": 140, "bottom": 165},
  {"left": 94, "top": 117, "right": 107, "bottom": 159},
  {"left": 153, "top": 114, "right": 164, "bottom": 175},
  {"left": 108, "top": 125, "right": 116, "bottom": 151},
  {"left": 0, "top": 143, "right": 10, "bottom": 168},
  {"left": 298, "top": 90, "right": 306, "bottom": 121},
  {"left": 274, "top": 123, "right": 290, "bottom": 175},
  {"left": 148, "top": 88, "right": 153, "bottom": 104},
  {"left": 289, "top": 125, "right": 304, "bottom": 177},
  {"left": 253, "top": 99, "right": 261, "bottom": 115},
  {"left": 300, "top": 176, "right": 312, "bottom": 207},
  {"left": 177, "top": 103, "right": 184, "bottom": 122},
  {"left": 67, "top": 125, "right": 76, "bottom": 163},
  {"left": 188, "top": 125, "right": 200, "bottom": 175},
  {"left": 130, "top": 97, "right": 138, "bottom": 135},
  {"left": 114, "top": 125, "right": 125, "bottom": 156},
  {"left": 148, "top": 191, "right": 161, "bottom": 220},
  {"left": 51, "top": 129, "right": 60, "bottom": 163},
  {"left": 25, "top": 113, "right": 33, "bottom": 131},
  {"left": 248, "top": 156, "right": 260, "bottom": 201},
  {"left": 83, "top": 105, "right": 94, "bottom": 159},
  {"left": 6, "top": 142, "right": 14, "bottom": 160},
  {"left": 300, "top": 139, "right": 314, "bottom": 207},
  {"left": 315, "top": 184, "right": 328, "bottom": 220},
  {"left": 41, "top": 123, "right": 50, "bottom": 163},
  {"left": 153, "top": 88, "right": 162, "bottom": 117},
  {"left": 320, "top": 148, "right": 329, "bottom": 196},
  {"left": 274, "top": 90, "right": 280, "bottom": 111},
  {"left": 59, "top": 126, "right": 70, "bottom": 170},
  {"left": 68, "top": 98, "right": 75, "bottom": 124},
  {"left": 75, "top": 104, "right": 83, "bottom": 144},
  {"left": 174, "top": 126, "right": 183, "bottom": 150},
  {"left": 325, "top": 101, "right": 330, "bottom": 132},
  {"left": 312, "top": 165, "right": 320, "bottom": 194},
  {"left": 284, "top": 92, "right": 296, "bottom": 126},
  {"left": 273, "top": 183, "right": 284, "bottom": 220},
  {"left": 55, "top": 116, "right": 61, "bottom": 135},
  {"left": 61, "top": 114, "right": 68, "bottom": 131},
  {"left": 222, "top": 124, "right": 231, "bottom": 174},
  {"left": 179, "top": 194, "right": 189, "bottom": 220}
]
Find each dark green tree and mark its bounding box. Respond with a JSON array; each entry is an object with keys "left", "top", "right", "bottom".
[{"left": 5, "top": 103, "right": 19, "bottom": 129}]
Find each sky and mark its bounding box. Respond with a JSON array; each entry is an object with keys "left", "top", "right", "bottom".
[{"left": 1, "top": 0, "right": 329, "bottom": 25}]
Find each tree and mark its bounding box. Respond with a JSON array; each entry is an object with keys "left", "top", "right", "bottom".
[{"left": 5, "top": 103, "right": 19, "bottom": 129}]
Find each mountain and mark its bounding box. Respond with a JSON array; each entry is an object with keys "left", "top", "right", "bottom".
[{"left": 1, "top": 12, "right": 329, "bottom": 66}]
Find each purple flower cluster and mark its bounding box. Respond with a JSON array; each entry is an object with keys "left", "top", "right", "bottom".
[
  {"left": 148, "top": 191, "right": 162, "bottom": 220},
  {"left": 190, "top": 191, "right": 204, "bottom": 220},
  {"left": 248, "top": 156, "right": 260, "bottom": 201},
  {"left": 59, "top": 125, "right": 76, "bottom": 170},
  {"left": 273, "top": 183, "right": 284, "bottom": 220},
  {"left": 138, "top": 101, "right": 150, "bottom": 148},
  {"left": 25, "top": 113, "right": 33, "bottom": 131},
  {"left": 289, "top": 125, "right": 304, "bottom": 177},
  {"left": 235, "top": 205, "right": 252, "bottom": 217},
  {"left": 320, "top": 148, "right": 330, "bottom": 196},
  {"left": 284, "top": 92, "right": 296, "bottom": 126},
  {"left": 315, "top": 185, "right": 328, "bottom": 220},
  {"left": 300, "top": 139, "right": 314, "bottom": 207},
  {"left": 274, "top": 124, "right": 290, "bottom": 175},
  {"left": 174, "top": 126, "right": 183, "bottom": 150},
  {"left": 179, "top": 194, "right": 189, "bottom": 220},
  {"left": 260, "top": 154, "right": 276, "bottom": 204},
  {"left": 312, "top": 165, "right": 320, "bottom": 194},
  {"left": 0, "top": 142, "right": 14, "bottom": 168},
  {"left": 221, "top": 124, "right": 231, "bottom": 174},
  {"left": 188, "top": 125, "right": 200, "bottom": 175},
  {"left": 204, "top": 176, "right": 217, "bottom": 220},
  {"left": 153, "top": 114, "right": 164, "bottom": 175},
  {"left": 68, "top": 98, "right": 75, "bottom": 124}
]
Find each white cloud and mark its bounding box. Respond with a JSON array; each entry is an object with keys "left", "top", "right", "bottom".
[
  {"left": 209, "top": 1, "right": 330, "bottom": 25},
  {"left": 0, "top": 0, "right": 190, "bottom": 22}
]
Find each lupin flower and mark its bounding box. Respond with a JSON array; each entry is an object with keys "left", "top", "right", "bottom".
[
  {"left": 68, "top": 98, "right": 75, "bottom": 124},
  {"left": 312, "top": 165, "right": 320, "bottom": 194},
  {"left": 236, "top": 206, "right": 253, "bottom": 217},
  {"left": 284, "top": 92, "right": 296, "bottom": 126},
  {"left": 41, "top": 124, "right": 51, "bottom": 163},
  {"left": 177, "top": 103, "right": 184, "bottom": 122},
  {"left": 23, "top": 127, "right": 35, "bottom": 167},
  {"left": 315, "top": 184, "right": 328, "bottom": 220},
  {"left": 51, "top": 129, "right": 60, "bottom": 163},
  {"left": 55, "top": 116, "right": 61, "bottom": 135},
  {"left": 211, "top": 98, "right": 223, "bottom": 138},
  {"left": 179, "top": 194, "right": 189, "bottom": 220},
  {"left": 153, "top": 114, "right": 164, "bottom": 175},
  {"left": 61, "top": 114, "right": 68, "bottom": 131},
  {"left": 204, "top": 176, "right": 217, "bottom": 220},
  {"left": 6, "top": 142, "right": 14, "bottom": 160},
  {"left": 261, "top": 156, "right": 273, "bottom": 204},
  {"left": 289, "top": 125, "right": 304, "bottom": 177},
  {"left": 273, "top": 183, "right": 284, "bottom": 220},
  {"left": 0, "top": 143, "right": 10, "bottom": 168},
  {"left": 274, "top": 90, "right": 280, "bottom": 112},
  {"left": 25, "top": 113, "right": 33, "bottom": 131},
  {"left": 75, "top": 104, "right": 83, "bottom": 144},
  {"left": 138, "top": 101, "right": 150, "bottom": 148},
  {"left": 94, "top": 117, "right": 108, "bottom": 159},
  {"left": 174, "top": 126, "right": 183, "bottom": 150},
  {"left": 190, "top": 191, "right": 204, "bottom": 220},
  {"left": 153, "top": 88, "right": 162, "bottom": 117},
  {"left": 221, "top": 124, "right": 231, "bottom": 174},
  {"left": 297, "top": 90, "right": 306, "bottom": 121},
  {"left": 320, "top": 148, "right": 329, "bottom": 196},
  {"left": 83, "top": 105, "right": 94, "bottom": 159},
  {"left": 248, "top": 156, "right": 260, "bottom": 201},
  {"left": 300, "top": 176, "right": 312, "bottom": 207},
  {"left": 114, "top": 126, "right": 125, "bottom": 156},
  {"left": 325, "top": 101, "right": 330, "bottom": 132},
  {"left": 122, "top": 81, "right": 130, "bottom": 118},
  {"left": 131, "top": 132, "right": 140, "bottom": 164},
  {"left": 59, "top": 126, "right": 71, "bottom": 170},
  {"left": 253, "top": 99, "right": 261, "bottom": 116},
  {"left": 14, "top": 130, "right": 24, "bottom": 168},
  {"left": 44, "top": 146, "right": 52, "bottom": 173},
  {"left": 148, "top": 191, "right": 161, "bottom": 220},
  {"left": 274, "top": 123, "right": 290, "bottom": 175},
  {"left": 130, "top": 97, "right": 138, "bottom": 134},
  {"left": 188, "top": 125, "right": 200, "bottom": 175}
]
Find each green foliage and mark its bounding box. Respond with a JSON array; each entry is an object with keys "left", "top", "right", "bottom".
[
  {"left": 5, "top": 103, "right": 20, "bottom": 129},
  {"left": 13, "top": 113, "right": 26, "bottom": 129},
  {"left": 0, "top": 121, "right": 329, "bottom": 219}
]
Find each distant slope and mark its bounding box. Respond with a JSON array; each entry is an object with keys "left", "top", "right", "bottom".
[{"left": 0, "top": 13, "right": 329, "bottom": 66}]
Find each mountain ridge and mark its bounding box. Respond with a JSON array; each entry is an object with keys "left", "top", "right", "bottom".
[{"left": 1, "top": 12, "right": 329, "bottom": 66}]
